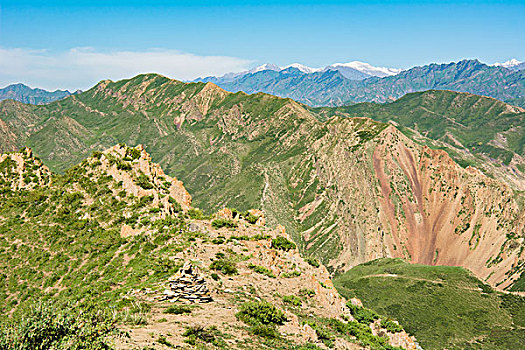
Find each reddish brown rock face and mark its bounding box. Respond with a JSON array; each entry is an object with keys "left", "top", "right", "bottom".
[{"left": 370, "top": 127, "right": 524, "bottom": 287}]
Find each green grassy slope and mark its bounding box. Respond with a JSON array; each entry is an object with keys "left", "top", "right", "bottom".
[
  {"left": 1, "top": 74, "right": 524, "bottom": 291},
  {"left": 319, "top": 89, "right": 525, "bottom": 190},
  {"left": 334, "top": 258, "right": 525, "bottom": 349},
  {"left": 328, "top": 90, "right": 525, "bottom": 165},
  {"left": 0, "top": 74, "right": 391, "bottom": 269},
  {"left": 0, "top": 147, "right": 188, "bottom": 314}
]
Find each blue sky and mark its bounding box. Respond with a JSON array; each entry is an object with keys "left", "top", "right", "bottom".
[{"left": 0, "top": 0, "right": 524, "bottom": 90}]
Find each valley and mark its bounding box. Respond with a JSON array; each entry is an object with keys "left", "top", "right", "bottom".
[{"left": 0, "top": 74, "right": 523, "bottom": 292}]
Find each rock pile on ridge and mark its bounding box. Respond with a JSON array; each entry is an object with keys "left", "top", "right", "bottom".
[{"left": 160, "top": 262, "right": 212, "bottom": 303}]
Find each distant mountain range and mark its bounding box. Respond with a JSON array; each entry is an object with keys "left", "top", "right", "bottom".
[
  {"left": 493, "top": 58, "right": 525, "bottom": 71},
  {"left": 196, "top": 59, "right": 525, "bottom": 107},
  {"left": 0, "top": 83, "right": 74, "bottom": 105},
  {"left": 197, "top": 60, "right": 402, "bottom": 84}
]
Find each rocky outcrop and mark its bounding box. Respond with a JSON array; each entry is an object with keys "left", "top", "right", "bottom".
[{"left": 90, "top": 144, "right": 192, "bottom": 212}]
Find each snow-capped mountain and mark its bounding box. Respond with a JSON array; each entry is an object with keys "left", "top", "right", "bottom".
[
  {"left": 492, "top": 59, "right": 525, "bottom": 71},
  {"left": 196, "top": 60, "right": 403, "bottom": 83},
  {"left": 247, "top": 63, "right": 282, "bottom": 74},
  {"left": 283, "top": 63, "right": 323, "bottom": 74},
  {"left": 327, "top": 61, "right": 403, "bottom": 78}
]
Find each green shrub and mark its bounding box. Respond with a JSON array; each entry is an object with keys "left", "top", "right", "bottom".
[
  {"left": 116, "top": 161, "right": 132, "bottom": 171},
  {"left": 245, "top": 214, "right": 259, "bottom": 224},
  {"left": 211, "top": 273, "right": 220, "bottom": 281},
  {"left": 299, "top": 288, "right": 316, "bottom": 297},
  {"left": 91, "top": 151, "right": 103, "bottom": 159},
  {"left": 168, "top": 197, "right": 182, "bottom": 213},
  {"left": 211, "top": 219, "right": 237, "bottom": 229},
  {"left": 0, "top": 302, "right": 117, "bottom": 350},
  {"left": 248, "top": 263, "right": 275, "bottom": 278},
  {"left": 209, "top": 259, "right": 238, "bottom": 275},
  {"left": 188, "top": 208, "right": 203, "bottom": 219},
  {"left": 164, "top": 304, "right": 191, "bottom": 315},
  {"left": 156, "top": 335, "right": 173, "bottom": 347},
  {"left": 249, "top": 324, "right": 279, "bottom": 338},
  {"left": 126, "top": 148, "right": 141, "bottom": 160},
  {"left": 282, "top": 295, "right": 302, "bottom": 306},
  {"left": 380, "top": 319, "right": 403, "bottom": 333},
  {"left": 347, "top": 302, "right": 379, "bottom": 324},
  {"left": 271, "top": 236, "right": 296, "bottom": 251},
  {"left": 183, "top": 325, "right": 215, "bottom": 344},
  {"left": 236, "top": 301, "right": 287, "bottom": 326},
  {"left": 281, "top": 270, "right": 301, "bottom": 278},
  {"left": 305, "top": 256, "right": 320, "bottom": 268},
  {"left": 136, "top": 174, "right": 154, "bottom": 189}
]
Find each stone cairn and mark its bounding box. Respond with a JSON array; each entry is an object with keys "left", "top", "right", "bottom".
[{"left": 160, "top": 262, "right": 213, "bottom": 303}]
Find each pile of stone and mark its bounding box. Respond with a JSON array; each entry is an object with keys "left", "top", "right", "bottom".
[{"left": 160, "top": 262, "right": 213, "bottom": 303}]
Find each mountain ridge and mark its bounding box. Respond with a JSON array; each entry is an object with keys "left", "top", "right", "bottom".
[
  {"left": 199, "top": 59, "right": 525, "bottom": 107},
  {"left": 0, "top": 73, "right": 524, "bottom": 293},
  {"left": 0, "top": 83, "right": 74, "bottom": 105},
  {"left": 0, "top": 144, "right": 419, "bottom": 349}
]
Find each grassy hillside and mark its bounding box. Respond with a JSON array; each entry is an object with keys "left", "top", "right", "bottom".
[
  {"left": 321, "top": 90, "right": 525, "bottom": 191},
  {"left": 1, "top": 74, "right": 524, "bottom": 292},
  {"left": 334, "top": 258, "right": 525, "bottom": 349},
  {"left": 0, "top": 146, "right": 415, "bottom": 350}
]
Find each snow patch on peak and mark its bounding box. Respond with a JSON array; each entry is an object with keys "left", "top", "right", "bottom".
[
  {"left": 329, "top": 61, "right": 403, "bottom": 77},
  {"left": 492, "top": 59, "right": 523, "bottom": 68},
  {"left": 283, "top": 63, "right": 323, "bottom": 74},
  {"left": 249, "top": 63, "right": 281, "bottom": 73}
]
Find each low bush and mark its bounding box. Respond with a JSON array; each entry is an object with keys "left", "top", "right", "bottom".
[
  {"left": 249, "top": 324, "right": 279, "bottom": 338},
  {"left": 281, "top": 270, "right": 301, "bottom": 278},
  {"left": 380, "top": 319, "right": 403, "bottom": 333},
  {"left": 299, "top": 288, "right": 316, "bottom": 297},
  {"left": 305, "top": 256, "right": 320, "bottom": 268},
  {"left": 183, "top": 325, "right": 215, "bottom": 344},
  {"left": 156, "top": 335, "right": 173, "bottom": 347},
  {"left": 282, "top": 295, "right": 302, "bottom": 306},
  {"left": 0, "top": 302, "right": 118, "bottom": 350},
  {"left": 164, "top": 304, "right": 191, "bottom": 315},
  {"left": 236, "top": 301, "right": 287, "bottom": 326},
  {"left": 245, "top": 214, "right": 259, "bottom": 224},
  {"left": 271, "top": 236, "right": 296, "bottom": 251},
  {"left": 347, "top": 302, "right": 379, "bottom": 324},
  {"left": 136, "top": 174, "right": 154, "bottom": 190},
  {"left": 209, "top": 259, "right": 238, "bottom": 275},
  {"left": 188, "top": 208, "right": 203, "bottom": 219},
  {"left": 168, "top": 197, "right": 182, "bottom": 213},
  {"left": 248, "top": 263, "right": 275, "bottom": 278},
  {"left": 211, "top": 219, "right": 237, "bottom": 229}
]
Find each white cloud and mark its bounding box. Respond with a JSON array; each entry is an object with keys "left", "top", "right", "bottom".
[{"left": 0, "top": 47, "right": 253, "bottom": 91}]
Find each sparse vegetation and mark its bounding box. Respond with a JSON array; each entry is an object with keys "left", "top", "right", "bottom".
[
  {"left": 248, "top": 263, "right": 275, "bottom": 278},
  {"left": 164, "top": 304, "right": 192, "bottom": 315},
  {"left": 270, "top": 236, "right": 296, "bottom": 251},
  {"left": 211, "top": 218, "right": 237, "bottom": 229},
  {"left": 210, "top": 259, "right": 238, "bottom": 275},
  {"left": 305, "top": 256, "right": 320, "bottom": 267},
  {"left": 236, "top": 301, "right": 287, "bottom": 327}
]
